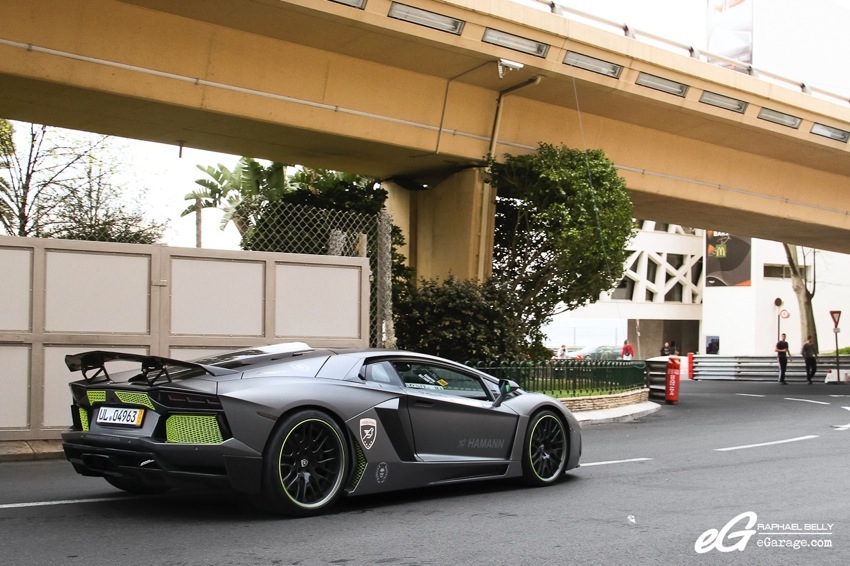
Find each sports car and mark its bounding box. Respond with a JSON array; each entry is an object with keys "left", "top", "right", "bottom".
[{"left": 62, "top": 343, "right": 582, "bottom": 516}]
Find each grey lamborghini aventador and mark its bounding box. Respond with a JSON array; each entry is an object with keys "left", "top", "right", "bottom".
[{"left": 62, "top": 342, "right": 582, "bottom": 516}]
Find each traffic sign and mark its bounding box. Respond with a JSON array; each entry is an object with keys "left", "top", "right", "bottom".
[
  {"left": 831, "top": 310, "right": 842, "bottom": 327},
  {"left": 780, "top": 309, "right": 790, "bottom": 319}
]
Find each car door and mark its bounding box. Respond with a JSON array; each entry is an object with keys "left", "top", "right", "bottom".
[{"left": 387, "top": 360, "right": 519, "bottom": 461}]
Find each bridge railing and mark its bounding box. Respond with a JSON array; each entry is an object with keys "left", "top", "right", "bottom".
[
  {"left": 523, "top": 0, "right": 849, "bottom": 107},
  {"left": 469, "top": 359, "right": 647, "bottom": 397}
]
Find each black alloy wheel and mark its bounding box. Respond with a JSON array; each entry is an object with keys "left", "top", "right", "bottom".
[
  {"left": 522, "top": 410, "right": 567, "bottom": 486},
  {"left": 262, "top": 410, "right": 349, "bottom": 516}
]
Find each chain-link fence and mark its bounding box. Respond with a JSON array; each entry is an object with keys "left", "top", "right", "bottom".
[{"left": 239, "top": 201, "right": 394, "bottom": 348}]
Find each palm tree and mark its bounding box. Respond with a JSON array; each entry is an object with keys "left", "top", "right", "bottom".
[{"left": 181, "top": 158, "right": 290, "bottom": 243}]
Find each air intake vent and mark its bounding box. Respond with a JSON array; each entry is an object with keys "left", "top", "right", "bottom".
[{"left": 165, "top": 415, "right": 224, "bottom": 444}]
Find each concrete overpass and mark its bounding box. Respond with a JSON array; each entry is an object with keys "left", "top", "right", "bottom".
[{"left": 2, "top": 0, "right": 850, "bottom": 279}]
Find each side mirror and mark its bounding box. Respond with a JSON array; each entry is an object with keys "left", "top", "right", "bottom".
[{"left": 493, "top": 378, "right": 520, "bottom": 407}]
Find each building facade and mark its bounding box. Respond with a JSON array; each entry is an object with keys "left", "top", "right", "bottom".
[{"left": 545, "top": 222, "right": 848, "bottom": 358}]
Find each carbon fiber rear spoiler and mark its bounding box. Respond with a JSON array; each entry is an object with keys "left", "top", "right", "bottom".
[{"left": 65, "top": 351, "right": 237, "bottom": 385}]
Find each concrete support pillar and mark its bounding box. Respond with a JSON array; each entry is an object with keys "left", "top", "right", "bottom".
[{"left": 386, "top": 167, "right": 494, "bottom": 281}]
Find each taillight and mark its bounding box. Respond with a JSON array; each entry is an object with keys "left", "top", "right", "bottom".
[{"left": 155, "top": 391, "right": 222, "bottom": 409}]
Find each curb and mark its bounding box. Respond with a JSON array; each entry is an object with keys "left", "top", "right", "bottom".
[
  {"left": 573, "top": 401, "right": 661, "bottom": 426},
  {"left": 0, "top": 440, "right": 64, "bottom": 462},
  {"left": 1, "top": 402, "right": 662, "bottom": 462}
]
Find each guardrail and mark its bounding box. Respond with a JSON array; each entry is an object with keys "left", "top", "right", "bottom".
[
  {"left": 469, "top": 360, "right": 647, "bottom": 397},
  {"left": 646, "top": 355, "right": 850, "bottom": 399}
]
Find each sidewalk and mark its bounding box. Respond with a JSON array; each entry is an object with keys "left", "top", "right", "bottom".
[
  {"left": 0, "top": 440, "right": 64, "bottom": 462},
  {"left": 573, "top": 401, "right": 661, "bottom": 426},
  {"left": 0, "top": 402, "right": 662, "bottom": 462}
]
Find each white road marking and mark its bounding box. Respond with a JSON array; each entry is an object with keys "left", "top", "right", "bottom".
[
  {"left": 833, "top": 407, "right": 850, "bottom": 431},
  {"left": 0, "top": 495, "right": 138, "bottom": 510},
  {"left": 582, "top": 457, "right": 652, "bottom": 466},
  {"left": 785, "top": 397, "right": 831, "bottom": 405},
  {"left": 735, "top": 394, "right": 765, "bottom": 397},
  {"left": 715, "top": 435, "right": 819, "bottom": 452}
]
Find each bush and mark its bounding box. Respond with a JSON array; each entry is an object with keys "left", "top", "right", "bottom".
[{"left": 394, "top": 276, "right": 526, "bottom": 362}]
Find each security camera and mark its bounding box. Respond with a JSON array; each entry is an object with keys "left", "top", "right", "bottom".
[
  {"left": 499, "top": 58, "right": 524, "bottom": 71},
  {"left": 497, "top": 58, "right": 524, "bottom": 78}
]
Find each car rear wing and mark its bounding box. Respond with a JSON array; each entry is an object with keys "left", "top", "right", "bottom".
[{"left": 65, "top": 350, "right": 237, "bottom": 385}]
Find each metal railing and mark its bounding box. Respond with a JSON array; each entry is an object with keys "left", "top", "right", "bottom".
[
  {"left": 469, "top": 359, "right": 647, "bottom": 397},
  {"left": 646, "top": 355, "right": 850, "bottom": 398},
  {"left": 525, "top": 0, "right": 850, "bottom": 107}
]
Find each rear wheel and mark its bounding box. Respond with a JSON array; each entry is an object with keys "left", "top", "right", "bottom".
[
  {"left": 261, "top": 410, "right": 349, "bottom": 517},
  {"left": 521, "top": 410, "right": 567, "bottom": 486}
]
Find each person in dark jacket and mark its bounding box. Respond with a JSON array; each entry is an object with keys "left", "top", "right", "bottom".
[
  {"left": 801, "top": 335, "right": 817, "bottom": 384},
  {"left": 775, "top": 333, "right": 791, "bottom": 384}
]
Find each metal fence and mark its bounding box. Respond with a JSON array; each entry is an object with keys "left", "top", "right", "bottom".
[
  {"left": 469, "top": 360, "right": 648, "bottom": 397},
  {"left": 238, "top": 201, "right": 394, "bottom": 348},
  {"left": 646, "top": 355, "right": 850, "bottom": 399}
]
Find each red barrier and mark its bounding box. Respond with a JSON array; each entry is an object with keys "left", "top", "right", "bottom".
[
  {"left": 688, "top": 352, "right": 694, "bottom": 379},
  {"left": 665, "top": 357, "right": 681, "bottom": 405}
]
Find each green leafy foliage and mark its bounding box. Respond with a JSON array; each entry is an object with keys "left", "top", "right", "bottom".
[
  {"left": 486, "top": 143, "right": 634, "bottom": 351},
  {"left": 189, "top": 160, "right": 414, "bottom": 319},
  {"left": 393, "top": 276, "right": 526, "bottom": 362}
]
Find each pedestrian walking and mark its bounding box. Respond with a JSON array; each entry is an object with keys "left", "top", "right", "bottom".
[
  {"left": 621, "top": 339, "right": 635, "bottom": 360},
  {"left": 775, "top": 333, "right": 791, "bottom": 384},
  {"left": 801, "top": 335, "right": 817, "bottom": 384}
]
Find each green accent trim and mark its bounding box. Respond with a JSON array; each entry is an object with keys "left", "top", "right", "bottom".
[
  {"left": 79, "top": 407, "right": 90, "bottom": 432},
  {"left": 115, "top": 391, "right": 155, "bottom": 410},
  {"left": 165, "top": 414, "right": 223, "bottom": 444},
  {"left": 87, "top": 390, "right": 106, "bottom": 405},
  {"left": 349, "top": 442, "right": 367, "bottom": 490}
]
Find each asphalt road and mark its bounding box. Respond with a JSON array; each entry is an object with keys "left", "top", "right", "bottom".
[{"left": 1, "top": 379, "right": 848, "bottom": 566}]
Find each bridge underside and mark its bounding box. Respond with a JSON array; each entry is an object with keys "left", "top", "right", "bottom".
[{"left": 2, "top": 0, "right": 850, "bottom": 255}]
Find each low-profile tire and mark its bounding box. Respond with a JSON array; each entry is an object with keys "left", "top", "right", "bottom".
[
  {"left": 104, "top": 475, "right": 171, "bottom": 495},
  {"left": 260, "top": 410, "right": 349, "bottom": 517},
  {"left": 521, "top": 410, "right": 568, "bottom": 486}
]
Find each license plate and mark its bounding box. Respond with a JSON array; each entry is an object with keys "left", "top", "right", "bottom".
[{"left": 96, "top": 406, "right": 145, "bottom": 427}]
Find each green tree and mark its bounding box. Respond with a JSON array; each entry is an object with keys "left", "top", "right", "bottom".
[
  {"left": 486, "top": 143, "right": 634, "bottom": 352},
  {"left": 181, "top": 157, "right": 289, "bottom": 239},
  {"left": 241, "top": 168, "right": 388, "bottom": 254},
  {"left": 393, "top": 276, "right": 526, "bottom": 362}
]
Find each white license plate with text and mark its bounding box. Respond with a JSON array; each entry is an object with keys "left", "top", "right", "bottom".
[{"left": 96, "top": 406, "right": 145, "bottom": 427}]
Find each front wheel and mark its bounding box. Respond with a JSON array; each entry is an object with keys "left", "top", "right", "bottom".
[
  {"left": 260, "top": 410, "right": 349, "bottom": 517},
  {"left": 521, "top": 410, "right": 567, "bottom": 486}
]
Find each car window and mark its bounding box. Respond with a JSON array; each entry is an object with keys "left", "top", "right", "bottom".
[
  {"left": 389, "top": 361, "right": 490, "bottom": 400},
  {"left": 241, "top": 356, "right": 329, "bottom": 378},
  {"left": 361, "top": 361, "right": 403, "bottom": 387}
]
